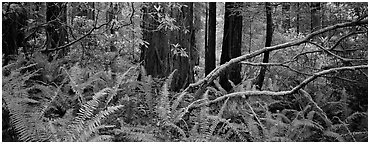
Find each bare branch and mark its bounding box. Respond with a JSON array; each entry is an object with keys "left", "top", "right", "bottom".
[
  {"left": 188, "top": 19, "right": 367, "bottom": 99},
  {"left": 309, "top": 42, "right": 367, "bottom": 62},
  {"left": 186, "top": 65, "right": 367, "bottom": 111},
  {"left": 41, "top": 21, "right": 110, "bottom": 53}
]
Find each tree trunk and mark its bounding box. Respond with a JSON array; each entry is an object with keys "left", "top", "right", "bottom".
[
  {"left": 205, "top": 2, "right": 216, "bottom": 75},
  {"left": 141, "top": 2, "right": 194, "bottom": 91},
  {"left": 46, "top": 2, "right": 68, "bottom": 59},
  {"left": 254, "top": 2, "right": 273, "bottom": 90},
  {"left": 282, "top": 2, "right": 290, "bottom": 31},
  {"left": 2, "top": 3, "right": 27, "bottom": 65},
  {"left": 296, "top": 3, "right": 300, "bottom": 34},
  {"left": 219, "top": 2, "right": 242, "bottom": 92},
  {"left": 310, "top": 2, "right": 320, "bottom": 32}
]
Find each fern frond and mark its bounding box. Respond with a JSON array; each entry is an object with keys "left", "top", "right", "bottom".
[
  {"left": 267, "top": 136, "right": 293, "bottom": 142},
  {"left": 40, "top": 85, "right": 61, "bottom": 118},
  {"left": 198, "top": 90, "right": 211, "bottom": 134},
  {"left": 116, "top": 125, "right": 159, "bottom": 142},
  {"left": 164, "top": 121, "right": 187, "bottom": 138},
  {"left": 88, "top": 135, "right": 113, "bottom": 142},
  {"left": 323, "top": 130, "right": 344, "bottom": 142},
  {"left": 345, "top": 112, "right": 367, "bottom": 123},
  {"left": 144, "top": 75, "right": 154, "bottom": 113},
  {"left": 292, "top": 119, "right": 324, "bottom": 131},
  {"left": 246, "top": 115, "right": 261, "bottom": 141},
  {"left": 171, "top": 91, "right": 187, "bottom": 113},
  {"left": 72, "top": 98, "right": 101, "bottom": 136},
  {"left": 3, "top": 65, "right": 50, "bottom": 142},
  {"left": 72, "top": 105, "right": 124, "bottom": 141},
  {"left": 63, "top": 66, "right": 85, "bottom": 104},
  {"left": 226, "top": 122, "right": 249, "bottom": 142},
  {"left": 272, "top": 113, "right": 291, "bottom": 123},
  {"left": 158, "top": 78, "right": 170, "bottom": 121},
  {"left": 218, "top": 97, "right": 230, "bottom": 118}
]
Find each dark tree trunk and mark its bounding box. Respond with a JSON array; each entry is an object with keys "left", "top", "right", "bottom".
[
  {"left": 282, "top": 3, "right": 290, "bottom": 31},
  {"left": 204, "top": 3, "right": 208, "bottom": 62},
  {"left": 46, "top": 2, "right": 67, "bottom": 59},
  {"left": 205, "top": 2, "right": 216, "bottom": 75},
  {"left": 2, "top": 3, "right": 27, "bottom": 65},
  {"left": 141, "top": 2, "right": 194, "bottom": 91},
  {"left": 310, "top": 2, "right": 321, "bottom": 32},
  {"left": 220, "top": 2, "right": 242, "bottom": 92},
  {"left": 254, "top": 2, "right": 273, "bottom": 90},
  {"left": 296, "top": 3, "right": 300, "bottom": 34}
]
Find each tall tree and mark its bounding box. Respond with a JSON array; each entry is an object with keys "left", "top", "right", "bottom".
[
  {"left": 296, "top": 3, "right": 300, "bottom": 34},
  {"left": 2, "top": 3, "right": 27, "bottom": 65},
  {"left": 46, "top": 2, "right": 68, "bottom": 58},
  {"left": 282, "top": 2, "right": 290, "bottom": 31},
  {"left": 205, "top": 2, "right": 216, "bottom": 75},
  {"left": 310, "top": 2, "right": 321, "bottom": 32},
  {"left": 219, "top": 2, "right": 242, "bottom": 91},
  {"left": 253, "top": 2, "right": 273, "bottom": 90},
  {"left": 141, "top": 2, "right": 195, "bottom": 91}
]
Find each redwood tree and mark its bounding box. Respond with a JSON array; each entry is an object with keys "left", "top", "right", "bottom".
[
  {"left": 310, "top": 2, "right": 321, "bottom": 32},
  {"left": 254, "top": 2, "right": 273, "bottom": 90},
  {"left": 141, "top": 2, "right": 195, "bottom": 91},
  {"left": 2, "top": 3, "right": 27, "bottom": 65},
  {"left": 205, "top": 2, "right": 216, "bottom": 75},
  {"left": 219, "top": 2, "right": 242, "bottom": 91}
]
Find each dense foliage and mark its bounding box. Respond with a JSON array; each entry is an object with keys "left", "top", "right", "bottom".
[{"left": 2, "top": 2, "right": 368, "bottom": 142}]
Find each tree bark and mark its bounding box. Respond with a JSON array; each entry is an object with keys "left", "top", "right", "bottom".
[
  {"left": 253, "top": 2, "right": 273, "bottom": 90},
  {"left": 205, "top": 2, "right": 216, "bottom": 75},
  {"left": 310, "top": 2, "right": 321, "bottom": 32},
  {"left": 2, "top": 3, "right": 27, "bottom": 65},
  {"left": 141, "top": 2, "right": 194, "bottom": 91},
  {"left": 282, "top": 3, "right": 290, "bottom": 31},
  {"left": 191, "top": 19, "right": 366, "bottom": 100},
  {"left": 296, "top": 3, "right": 300, "bottom": 34},
  {"left": 219, "top": 2, "right": 242, "bottom": 92}
]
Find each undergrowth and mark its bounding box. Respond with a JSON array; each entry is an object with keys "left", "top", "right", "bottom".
[{"left": 2, "top": 55, "right": 368, "bottom": 142}]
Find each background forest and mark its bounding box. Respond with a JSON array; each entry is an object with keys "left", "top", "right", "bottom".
[{"left": 2, "top": 2, "right": 368, "bottom": 142}]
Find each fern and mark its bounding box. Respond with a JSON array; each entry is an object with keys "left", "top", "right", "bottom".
[
  {"left": 75, "top": 105, "right": 124, "bottom": 142},
  {"left": 292, "top": 119, "right": 324, "bottom": 131},
  {"left": 113, "top": 125, "right": 159, "bottom": 142},
  {"left": 345, "top": 112, "right": 367, "bottom": 123},
  {"left": 2, "top": 64, "right": 51, "bottom": 141},
  {"left": 323, "top": 130, "right": 344, "bottom": 142},
  {"left": 67, "top": 87, "right": 118, "bottom": 141}
]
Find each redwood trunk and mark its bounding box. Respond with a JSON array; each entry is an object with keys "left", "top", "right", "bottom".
[
  {"left": 220, "top": 2, "right": 242, "bottom": 91},
  {"left": 141, "top": 2, "right": 194, "bottom": 91}
]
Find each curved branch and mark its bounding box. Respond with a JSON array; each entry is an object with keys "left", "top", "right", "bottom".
[
  {"left": 41, "top": 21, "right": 110, "bottom": 53},
  {"left": 189, "top": 19, "right": 367, "bottom": 98},
  {"left": 187, "top": 65, "right": 367, "bottom": 110},
  {"left": 309, "top": 42, "right": 367, "bottom": 62}
]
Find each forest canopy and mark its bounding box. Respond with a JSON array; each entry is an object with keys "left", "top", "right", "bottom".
[{"left": 2, "top": 2, "right": 368, "bottom": 142}]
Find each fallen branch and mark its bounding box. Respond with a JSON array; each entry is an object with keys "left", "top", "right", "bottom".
[
  {"left": 185, "top": 65, "right": 367, "bottom": 111},
  {"left": 189, "top": 19, "right": 367, "bottom": 99}
]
